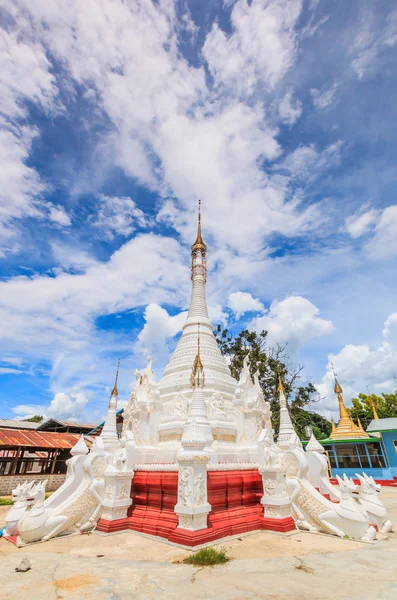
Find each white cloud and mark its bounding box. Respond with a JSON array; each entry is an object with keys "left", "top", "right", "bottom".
[
  {"left": 0, "top": 356, "right": 24, "bottom": 367},
  {"left": 92, "top": 195, "right": 149, "bottom": 240},
  {"left": 277, "top": 140, "right": 343, "bottom": 181},
  {"left": 251, "top": 296, "right": 333, "bottom": 352},
  {"left": 345, "top": 205, "right": 380, "bottom": 238},
  {"left": 350, "top": 9, "right": 397, "bottom": 79},
  {"left": 13, "top": 390, "right": 90, "bottom": 421},
  {"left": 203, "top": 0, "right": 303, "bottom": 95},
  {"left": 0, "top": 23, "right": 60, "bottom": 255},
  {"left": 365, "top": 205, "right": 397, "bottom": 259},
  {"left": 0, "top": 0, "right": 338, "bottom": 261},
  {"left": 279, "top": 91, "right": 302, "bottom": 125},
  {"left": 228, "top": 291, "right": 265, "bottom": 318},
  {"left": 0, "top": 124, "right": 47, "bottom": 256},
  {"left": 50, "top": 242, "right": 97, "bottom": 273},
  {"left": 0, "top": 367, "right": 25, "bottom": 375},
  {"left": 310, "top": 82, "right": 340, "bottom": 109},
  {"left": 137, "top": 303, "right": 187, "bottom": 356},
  {"left": 317, "top": 312, "right": 397, "bottom": 416},
  {"left": 0, "top": 233, "right": 188, "bottom": 397},
  {"left": 0, "top": 28, "right": 57, "bottom": 120},
  {"left": 48, "top": 205, "right": 72, "bottom": 227}
]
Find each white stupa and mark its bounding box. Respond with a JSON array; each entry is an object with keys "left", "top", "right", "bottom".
[{"left": 123, "top": 202, "right": 271, "bottom": 465}]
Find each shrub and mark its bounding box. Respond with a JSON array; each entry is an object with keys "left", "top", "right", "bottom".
[{"left": 183, "top": 547, "right": 230, "bottom": 566}]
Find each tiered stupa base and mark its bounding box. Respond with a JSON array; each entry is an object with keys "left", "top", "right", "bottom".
[{"left": 96, "top": 469, "right": 296, "bottom": 546}]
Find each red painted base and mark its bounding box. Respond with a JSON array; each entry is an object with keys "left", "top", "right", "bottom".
[{"left": 96, "top": 470, "right": 296, "bottom": 546}]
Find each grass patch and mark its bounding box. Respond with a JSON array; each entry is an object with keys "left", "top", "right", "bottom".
[
  {"left": 183, "top": 547, "right": 230, "bottom": 567},
  {"left": 0, "top": 498, "right": 13, "bottom": 506}
]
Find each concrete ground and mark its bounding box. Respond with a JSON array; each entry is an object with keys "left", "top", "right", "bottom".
[{"left": 1, "top": 488, "right": 397, "bottom": 600}]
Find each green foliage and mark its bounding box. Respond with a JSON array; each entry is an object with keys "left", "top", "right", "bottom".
[
  {"left": 183, "top": 547, "right": 230, "bottom": 566},
  {"left": 0, "top": 498, "right": 14, "bottom": 505},
  {"left": 22, "top": 415, "right": 43, "bottom": 423},
  {"left": 215, "top": 326, "right": 331, "bottom": 440},
  {"left": 350, "top": 392, "right": 397, "bottom": 429}
]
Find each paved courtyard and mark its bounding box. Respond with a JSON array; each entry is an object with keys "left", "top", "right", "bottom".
[{"left": 1, "top": 487, "right": 397, "bottom": 600}]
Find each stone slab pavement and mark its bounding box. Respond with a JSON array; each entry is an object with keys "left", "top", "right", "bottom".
[{"left": 1, "top": 487, "right": 397, "bottom": 600}]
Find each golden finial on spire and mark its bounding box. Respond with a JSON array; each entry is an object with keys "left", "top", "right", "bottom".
[
  {"left": 331, "top": 418, "right": 336, "bottom": 433},
  {"left": 331, "top": 362, "right": 343, "bottom": 394},
  {"left": 192, "top": 199, "right": 206, "bottom": 252},
  {"left": 111, "top": 359, "right": 120, "bottom": 396}
]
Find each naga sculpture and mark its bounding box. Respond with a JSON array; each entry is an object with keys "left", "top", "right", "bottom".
[
  {"left": 285, "top": 448, "right": 376, "bottom": 541},
  {"left": 4, "top": 481, "right": 34, "bottom": 536},
  {"left": 16, "top": 451, "right": 107, "bottom": 545},
  {"left": 305, "top": 436, "right": 393, "bottom": 535},
  {"left": 354, "top": 473, "right": 392, "bottom": 533}
]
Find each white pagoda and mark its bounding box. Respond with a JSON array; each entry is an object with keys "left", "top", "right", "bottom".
[{"left": 122, "top": 202, "right": 271, "bottom": 466}]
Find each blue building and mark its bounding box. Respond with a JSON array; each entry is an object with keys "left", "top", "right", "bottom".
[{"left": 367, "top": 418, "right": 397, "bottom": 480}]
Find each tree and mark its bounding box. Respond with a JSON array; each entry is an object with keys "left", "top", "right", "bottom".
[
  {"left": 349, "top": 392, "right": 397, "bottom": 430},
  {"left": 215, "top": 326, "right": 331, "bottom": 439},
  {"left": 22, "top": 415, "right": 44, "bottom": 423}
]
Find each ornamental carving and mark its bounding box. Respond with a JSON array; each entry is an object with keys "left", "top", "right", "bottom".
[
  {"left": 263, "top": 478, "right": 276, "bottom": 497},
  {"left": 194, "top": 473, "right": 206, "bottom": 505},
  {"left": 265, "top": 506, "right": 276, "bottom": 517},
  {"left": 178, "top": 467, "right": 193, "bottom": 505},
  {"left": 116, "top": 484, "right": 129, "bottom": 500},
  {"left": 172, "top": 392, "right": 188, "bottom": 419}
]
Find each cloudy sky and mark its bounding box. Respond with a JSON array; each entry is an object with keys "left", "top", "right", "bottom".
[{"left": 1, "top": 0, "right": 396, "bottom": 424}]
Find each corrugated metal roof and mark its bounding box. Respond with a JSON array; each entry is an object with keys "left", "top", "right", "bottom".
[
  {"left": 0, "top": 419, "right": 40, "bottom": 430},
  {"left": 36, "top": 418, "right": 96, "bottom": 430},
  {"left": 0, "top": 428, "right": 80, "bottom": 449}
]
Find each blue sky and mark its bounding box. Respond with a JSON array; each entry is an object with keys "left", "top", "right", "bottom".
[{"left": 1, "top": 0, "right": 397, "bottom": 423}]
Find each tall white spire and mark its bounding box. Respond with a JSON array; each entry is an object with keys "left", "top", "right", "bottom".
[
  {"left": 100, "top": 360, "right": 120, "bottom": 452},
  {"left": 158, "top": 201, "right": 236, "bottom": 405},
  {"left": 185, "top": 199, "right": 211, "bottom": 330}
]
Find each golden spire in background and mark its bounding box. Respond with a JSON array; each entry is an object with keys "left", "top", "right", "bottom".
[
  {"left": 277, "top": 372, "right": 285, "bottom": 395},
  {"left": 191, "top": 199, "right": 207, "bottom": 252},
  {"left": 367, "top": 386, "right": 380, "bottom": 420},
  {"left": 111, "top": 359, "right": 120, "bottom": 397},
  {"left": 370, "top": 398, "right": 380, "bottom": 420},
  {"left": 329, "top": 363, "right": 369, "bottom": 439}
]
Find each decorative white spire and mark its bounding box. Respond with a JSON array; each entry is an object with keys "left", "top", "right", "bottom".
[
  {"left": 70, "top": 434, "right": 88, "bottom": 456},
  {"left": 185, "top": 199, "right": 211, "bottom": 330},
  {"left": 159, "top": 201, "right": 236, "bottom": 404},
  {"left": 306, "top": 430, "right": 325, "bottom": 453},
  {"left": 276, "top": 375, "right": 297, "bottom": 450},
  {"left": 100, "top": 361, "right": 120, "bottom": 452},
  {"left": 181, "top": 329, "right": 212, "bottom": 451}
]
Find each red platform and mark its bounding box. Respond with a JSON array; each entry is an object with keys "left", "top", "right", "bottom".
[{"left": 96, "top": 470, "right": 296, "bottom": 546}]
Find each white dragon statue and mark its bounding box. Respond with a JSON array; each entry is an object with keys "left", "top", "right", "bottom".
[
  {"left": 347, "top": 473, "right": 392, "bottom": 534},
  {"left": 16, "top": 450, "right": 107, "bottom": 545},
  {"left": 305, "top": 435, "right": 393, "bottom": 534},
  {"left": 285, "top": 448, "right": 377, "bottom": 541},
  {"left": 4, "top": 481, "right": 34, "bottom": 536}
]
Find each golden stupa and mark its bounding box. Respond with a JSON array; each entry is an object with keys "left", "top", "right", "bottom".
[{"left": 329, "top": 372, "right": 369, "bottom": 440}]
